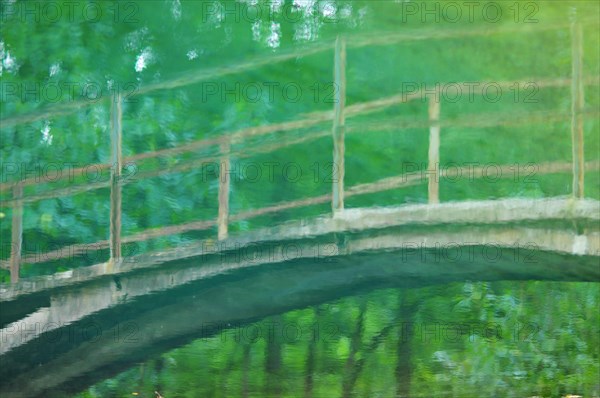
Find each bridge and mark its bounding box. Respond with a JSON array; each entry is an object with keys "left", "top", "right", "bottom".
[
  {"left": 0, "top": 18, "right": 599, "bottom": 398},
  {"left": 1, "top": 18, "right": 599, "bottom": 291}
]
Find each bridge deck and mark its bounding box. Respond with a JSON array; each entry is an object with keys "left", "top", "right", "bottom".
[{"left": 1, "top": 197, "right": 598, "bottom": 303}]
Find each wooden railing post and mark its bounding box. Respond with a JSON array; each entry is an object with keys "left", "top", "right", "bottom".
[
  {"left": 570, "top": 8, "right": 585, "bottom": 199},
  {"left": 110, "top": 92, "right": 123, "bottom": 262},
  {"left": 428, "top": 96, "right": 440, "bottom": 204},
  {"left": 218, "top": 139, "right": 230, "bottom": 240},
  {"left": 332, "top": 35, "right": 346, "bottom": 213},
  {"left": 9, "top": 183, "right": 23, "bottom": 283}
]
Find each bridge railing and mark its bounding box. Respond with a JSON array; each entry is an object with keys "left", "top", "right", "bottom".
[{"left": 1, "top": 17, "right": 599, "bottom": 283}]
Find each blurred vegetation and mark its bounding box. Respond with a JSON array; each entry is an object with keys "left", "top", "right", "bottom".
[{"left": 74, "top": 281, "right": 600, "bottom": 398}]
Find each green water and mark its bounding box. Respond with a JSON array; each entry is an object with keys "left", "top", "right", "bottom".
[
  {"left": 1, "top": 1, "right": 599, "bottom": 397},
  {"left": 76, "top": 282, "right": 599, "bottom": 398}
]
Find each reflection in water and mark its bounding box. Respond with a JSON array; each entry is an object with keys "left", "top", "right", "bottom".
[
  {"left": 0, "top": 246, "right": 598, "bottom": 398},
  {"left": 76, "top": 281, "right": 599, "bottom": 398}
]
